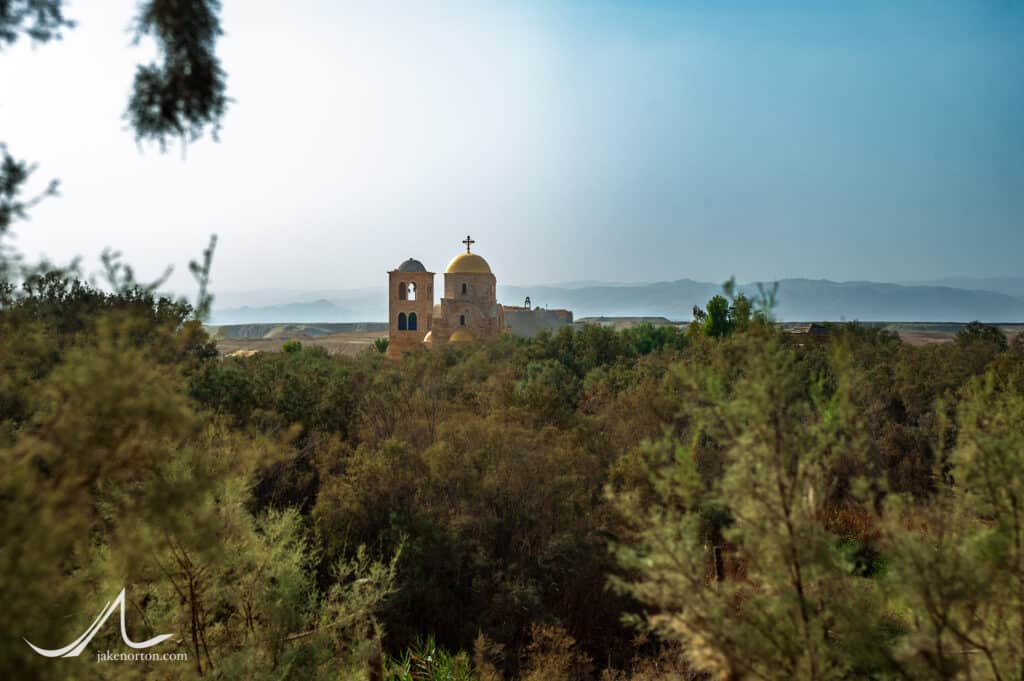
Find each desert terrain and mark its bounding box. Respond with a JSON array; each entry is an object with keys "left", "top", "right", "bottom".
[{"left": 209, "top": 321, "right": 1024, "bottom": 355}]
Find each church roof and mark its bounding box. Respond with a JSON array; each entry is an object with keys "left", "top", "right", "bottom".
[
  {"left": 446, "top": 252, "right": 491, "bottom": 274},
  {"left": 448, "top": 328, "right": 476, "bottom": 343},
  {"left": 397, "top": 258, "right": 427, "bottom": 273}
]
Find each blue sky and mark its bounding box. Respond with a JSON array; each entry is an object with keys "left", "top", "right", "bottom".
[{"left": 1, "top": 0, "right": 1021, "bottom": 293}]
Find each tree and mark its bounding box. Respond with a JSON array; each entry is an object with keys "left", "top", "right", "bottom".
[
  {"left": 2, "top": 0, "right": 228, "bottom": 148},
  {"left": 883, "top": 371, "right": 1024, "bottom": 680},
  {"left": 127, "top": 0, "right": 228, "bottom": 147},
  {"left": 0, "top": 145, "right": 61, "bottom": 281},
  {"left": 1011, "top": 332, "right": 1024, "bottom": 359},
  {"left": 702, "top": 294, "right": 733, "bottom": 338},
  {"left": 611, "top": 335, "right": 889, "bottom": 680},
  {"left": 691, "top": 278, "right": 778, "bottom": 341},
  {"left": 1, "top": 0, "right": 230, "bottom": 285},
  {"left": 0, "top": 145, "right": 59, "bottom": 236},
  {"left": 621, "top": 322, "right": 688, "bottom": 356},
  {"left": 0, "top": 1, "right": 73, "bottom": 45},
  {"left": 955, "top": 321, "right": 1008, "bottom": 352},
  {"left": 0, "top": 283, "right": 401, "bottom": 680},
  {"left": 729, "top": 292, "right": 753, "bottom": 331}
]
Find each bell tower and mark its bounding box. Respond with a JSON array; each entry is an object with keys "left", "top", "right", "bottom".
[{"left": 387, "top": 258, "right": 434, "bottom": 358}]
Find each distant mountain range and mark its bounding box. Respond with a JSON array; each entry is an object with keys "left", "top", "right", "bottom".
[
  {"left": 210, "top": 277, "right": 1024, "bottom": 325},
  {"left": 210, "top": 299, "right": 351, "bottom": 324},
  {"left": 900, "top": 277, "right": 1024, "bottom": 298}
]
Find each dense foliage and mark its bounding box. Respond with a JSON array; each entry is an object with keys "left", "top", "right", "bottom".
[{"left": 2, "top": 273, "right": 1023, "bottom": 680}]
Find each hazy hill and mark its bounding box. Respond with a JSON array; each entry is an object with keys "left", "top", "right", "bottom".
[
  {"left": 763, "top": 279, "right": 1024, "bottom": 322},
  {"left": 210, "top": 279, "right": 1024, "bottom": 324},
  {"left": 902, "top": 276, "right": 1024, "bottom": 298},
  {"left": 500, "top": 279, "right": 718, "bottom": 318},
  {"left": 505, "top": 279, "right": 1024, "bottom": 322},
  {"left": 212, "top": 299, "right": 352, "bottom": 324}
]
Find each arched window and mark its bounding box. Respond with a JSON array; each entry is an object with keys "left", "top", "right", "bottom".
[
  {"left": 459, "top": 314, "right": 465, "bottom": 326},
  {"left": 408, "top": 282, "right": 417, "bottom": 301},
  {"left": 398, "top": 282, "right": 407, "bottom": 300},
  {"left": 461, "top": 282, "right": 467, "bottom": 295},
  {"left": 398, "top": 312, "right": 407, "bottom": 330},
  {"left": 408, "top": 312, "right": 417, "bottom": 331}
]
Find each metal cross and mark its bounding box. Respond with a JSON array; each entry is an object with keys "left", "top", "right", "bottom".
[{"left": 462, "top": 235, "right": 475, "bottom": 253}]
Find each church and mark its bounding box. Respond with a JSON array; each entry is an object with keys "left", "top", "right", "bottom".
[{"left": 386, "top": 236, "right": 572, "bottom": 358}]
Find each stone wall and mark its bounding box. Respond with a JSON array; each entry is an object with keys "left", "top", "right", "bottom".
[
  {"left": 502, "top": 307, "right": 574, "bottom": 338},
  {"left": 387, "top": 270, "right": 434, "bottom": 358}
]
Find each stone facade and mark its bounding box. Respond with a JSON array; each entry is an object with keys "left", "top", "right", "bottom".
[
  {"left": 387, "top": 260, "right": 434, "bottom": 359},
  {"left": 427, "top": 270, "right": 503, "bottom": 349}
]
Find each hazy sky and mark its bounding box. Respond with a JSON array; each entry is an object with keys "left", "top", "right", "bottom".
[{"left": 2, "top": 0, "right": 1021, "bottom": 296}]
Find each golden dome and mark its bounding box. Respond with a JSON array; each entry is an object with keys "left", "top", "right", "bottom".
[
  {"left": 446, "top": 252, "right": 491, "bottom": 274},
  {"left": 448, "top": 328, "right": 475, "bottom": 343}
]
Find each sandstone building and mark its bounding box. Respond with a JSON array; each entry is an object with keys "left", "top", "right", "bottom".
[{"left": 387, "top": 236, "right": 571, "bottom": 358}]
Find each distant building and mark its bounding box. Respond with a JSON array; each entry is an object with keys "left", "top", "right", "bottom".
[
  {"left": 502, "top": 306, "right": 574, "bottom": 338},
  {"left": 787, "top": 322, "right": 833, "bottom": 345},
  {"left": 387, "top": 236, "right": 573, "bottom": 358}
]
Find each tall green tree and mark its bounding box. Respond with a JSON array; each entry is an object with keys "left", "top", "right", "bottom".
[
  {"left": 883, "top": 371, "right": 1024, "bottom": 680},
  {"left": 611, "top": 335, "right": 889, "bottom": 680}
]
